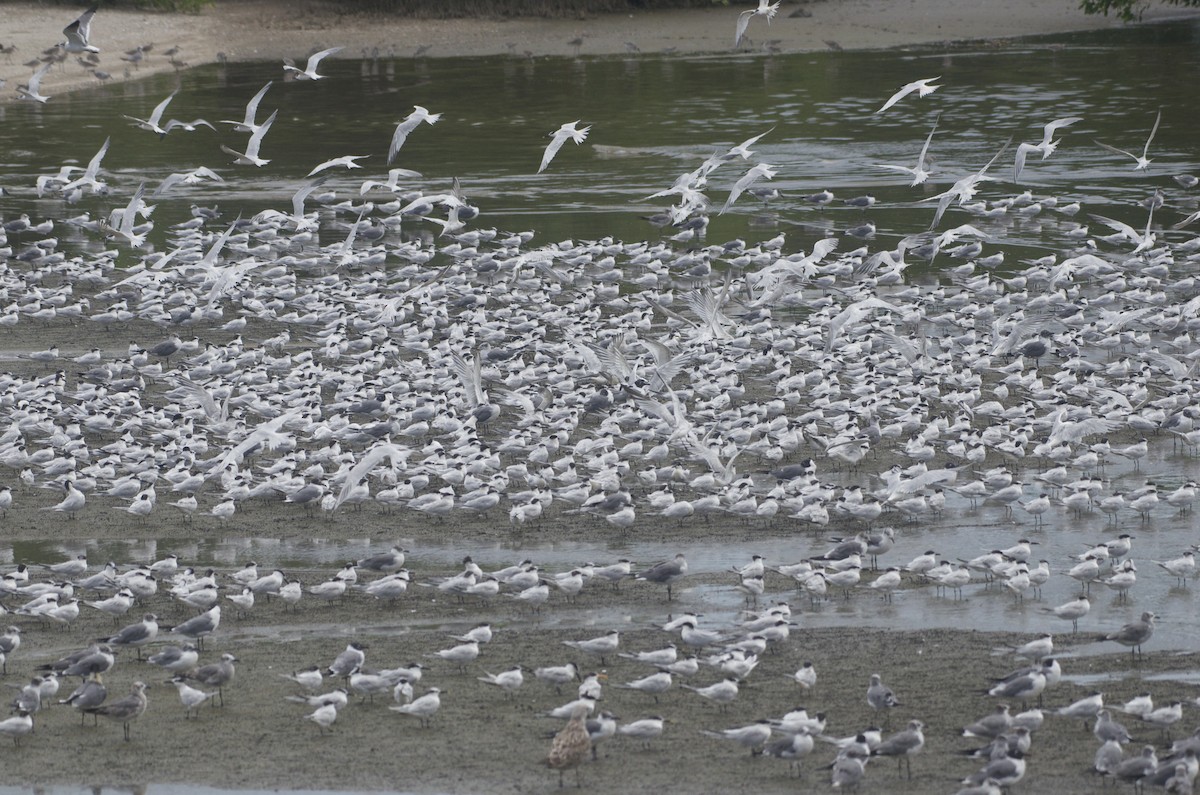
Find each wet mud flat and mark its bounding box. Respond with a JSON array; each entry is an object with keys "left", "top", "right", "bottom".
[{"left": 3, "top": 557, "right": 1199, "bottom": 795}]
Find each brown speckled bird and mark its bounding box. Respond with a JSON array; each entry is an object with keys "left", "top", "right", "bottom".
[{"left": 547, "top": 702, "right": 591, "bottom": 788}]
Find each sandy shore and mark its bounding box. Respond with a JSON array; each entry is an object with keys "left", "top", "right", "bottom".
[{"left": 1, "top": 0, "right": 1197, "bottom": 106}]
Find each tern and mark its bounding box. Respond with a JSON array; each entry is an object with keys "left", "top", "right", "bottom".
[
  {"left": 387, "top": 105, "right": 441, "bottom": 164},
  {"left": 875, "top": 76, "right": 941, "bottom": 114},
  {"left": 221, "top": 109, "right": 278, "bottom": 167},
  {"left": 1095, "top": 109, "right": 1161, "bottom": 170},
  {"left": 539, "top": 121, "right": 591, "bottom": 173},
  {"left": 283, "top": 46, "right": 343, "bottom": 80}
]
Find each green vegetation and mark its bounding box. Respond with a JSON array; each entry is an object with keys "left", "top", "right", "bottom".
[{"left": 1080, "top": 0, "right": 1200, "bottom": 22}]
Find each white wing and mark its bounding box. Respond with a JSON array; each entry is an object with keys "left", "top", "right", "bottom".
[
  {"left": 245, "top": 109, "right": 278, "bottom": 159},
  {"left": 148, "top": 90, "right": 178, "bottom": 126},
  {"left": 539, "top": 130, "right": 571, "bottom": 173},
  {"left": 305, "top": 46, "right": 344, "bottom": 74},
  {"left": 244, "top": 81, "right": 272, "bottom": 125},
  {"left": 1143, "top": 109, "right": 1162, "bottom": 157},
  {"left": 26, "top": 61, "right": 52, "bottom": 94},
  {"left": 334, "top": 442, "right": 410, "bottom": 510}
]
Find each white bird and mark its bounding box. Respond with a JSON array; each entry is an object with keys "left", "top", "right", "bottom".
[
  {"left": 734, "top": 1, "right": 781, "bottom": 48},
  {"left": 721, "top": 162, "right": 777, "bottom": 214},
  {"left": 16, "top": 61, "right": 53, "bottom": 104},
  {"left": 477, "top": 666, "right": 524, "bottom": 695},
  {"left": 219, "top": 81, "right": 273, "bottom": 134},
  {"left": 1095, "top": 109, "right": 1161, "bottom": 170},
  {"left": 307, "top": 155, "right": 369, "bottom": 176},
  {"left": 305, "top": 702, "right": 339, "bottom": 734},
  {"left": 42, "top": 481, "right": 86, "bottom": 518},
  {"left": 539, "top": 121, "right": 591, "bottom": 173},
  {"left": 389, "top": 687, "right": 441, "bottom": 727},
  {"left": 387, "top": 105, "right": 441, "bottom": 164},
  {"left": 61, "top": 3, "right": 99, "bottom": 54},
  {"left": 169, "top": 677, "right": 216, "bottom": 718},
  {"left": 1013, "top": 116, "right": 1083, "bottom": 182},
  {"left": 875, "top": 76, "right": 941, "bottom": 114},
  {"left": 221, "top": 109, "right": 278, "bottom": 167},
  {"left": 123, "top": 90, "right": 178, "bottom": 137},
  {"left": 283, "top": 46, "right": 343, "bottom": 80},
  {"left": 876, "top": 114, "right": 939, "bottom": 186}
]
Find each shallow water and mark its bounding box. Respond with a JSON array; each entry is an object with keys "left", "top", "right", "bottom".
[{"left": 2, "top": 22, "right": 1198, "bottom": 253}]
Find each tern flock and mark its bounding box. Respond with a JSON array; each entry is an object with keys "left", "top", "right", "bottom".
[{"left": 2, "top": 3, "right": 1200, "bottom": 793}]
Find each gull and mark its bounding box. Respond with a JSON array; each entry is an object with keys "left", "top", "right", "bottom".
[
  {"left": 701, "top": 720, "right": 773, "bottom": 755},
  {"left": 221, "top": 109, "right": 278, "bottom": 167},
  {"left": 59, "top": 674, "right": 106, "bottom": 725},
  {"left": 61, "top": 3, "right": 100, "bottom": 54},
  {"left": 169, "top": 677, "right": 216, "bottom": 718},
  {"left": 963, "top": 705, "right": 1013, "bottom": 740},
  {"left": 16, "top": 62, "right": 52, "bottom": 104},
  {"left": 357, "top": 546, "right": 408, "bottom": 574},
  {"left": 389, "top": 687, "right": 441, "bottom": 727},
  {"left": 219, "top": 81, "right": 273, "bottom": 134},
  {"left": 0, "top": 627, "right": 19, "bottom": 674},
  {"left": 84, "top": 681, "right": 148, "bottom": 741},
  {"left": 0, "top": 712, "right": 33, "bottom": 746},
  {"left": 123, "top": 89, "right": 177, "bottom": 136},
  {"left": 101, "top": 613, "right": 158, "bottom": 660},
  {"left": 283, "top": 46, "right": 343, "bottom": 80},
  {"left": 280, "top": 667, "right": 324, "bottom": 692},
  {"left": 734, "top": 1, "right": 781, "bottom": 47},
  {"left": 187, "top": 653, "right": 238, "bottom": 706},
  {"left": 1094, "top": 709, "right": 1133, "bottom": 744},
  {"left": 546, "top": 702, "right": 591, "bottom": 788},
  {"left": 307, "top": 154, "right": 369, "bottom": 176},
  {"left": 871, "top": 719, "right": 925, "bottom": 779},
  {"left": 147, "top": 645, "right": 199, "bottom": 675},
  {"left": 539, "top": 121, "right": 591, "bottom": 173},
  {"left": 387, "top": 105, "right": 441, "bottom": 164},
  {"left": 876, "top": 114, "right": 939, "bottom": 186},
  {"left": 867, "top": 673, "right": 901, "bottom": 715},
  {"left": 1100, "top": 611, "right": 1155, "bottom": 657},
  {"left": 1095, "top": 109, "right": 1161, "bottom": 170},
  {"left": 720, "top": 162, "right": 777, "bottom": 214},
  {"left": 875, "top": 76, "right": 941, "bottom": 114},
  {"left": 636, "top": 553, "right": 688, "bottom": 600},
  {"left": 169, "top": 605, "right": 220, "bottom": 649},
  {"left": 1013, "top": 116, "right": 1083, "bottom": 182}
]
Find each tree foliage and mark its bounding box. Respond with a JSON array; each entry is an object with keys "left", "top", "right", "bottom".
[{"left": 1080, "top": 0, "right": 1200, "bottom": 22}]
